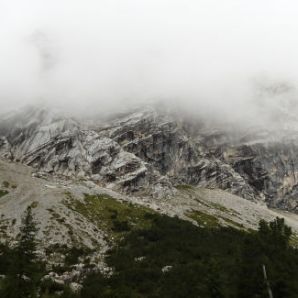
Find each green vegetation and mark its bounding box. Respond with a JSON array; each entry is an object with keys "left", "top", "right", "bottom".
[
  {"left": 67, "top": 194, "right": 156, "bottom": 241},
  {"left": 81, "top": 216, "right": 298, "bottom": 298},
  {"left": 194, "top": 198, "right": 241, "bottom": 218},
  {"left": 175, "top": 184, "right": 194, "bottom": 191},
  {"left": 1, "top": 194, "right": 298, "bottom": 297},
  {"left": 0, "top": 206, "right": 45, "bottom": 298},
  {"left": 0, "top": 207, "right": 76, "bottom": 298},
  {"left": 1, "top": 181, "right": 17, "bottom": 190},
  {"left": 2, "top": 181, "right": 10, "bottom": 188},
  {"left": 45, "top": 243, "right": 93, "bottom": 272},
  {"left": 0, "top": 180, "right": 17, "bottom": 198},
  {"left": 222, "top": 216, "right": 244, "bottom": 229},
  {"left": 187, "top": 208, "right": 244, "bottom": 229},
  {"left": 30, "top": 201, "right": 39, "bottom": 209},
  {"left": 186, "top": 209, "right": 220, "bottom": 228},
  {"left": 290, "top": 234, "right": 298, "bottom": 247},
  {"left": 0, "top": 189, "right": 8, "bottom": 198},
  {"left": 208, "top": 201, "right": 232, "bottom": 213}
]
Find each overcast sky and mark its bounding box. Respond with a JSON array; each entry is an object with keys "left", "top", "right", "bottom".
[{"left": 1, "top": 0, "right": 298, "bottom": 125}]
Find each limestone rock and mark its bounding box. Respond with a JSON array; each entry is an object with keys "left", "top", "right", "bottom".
[{"left": 2, "top": 105, "right": 298, "bottom": 212}]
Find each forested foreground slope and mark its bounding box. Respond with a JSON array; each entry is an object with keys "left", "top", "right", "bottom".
[
  {"left": 1, "top": 157, "right": 298, "bottom": 297},
  {"left": 1, "top": 205, "right": 298, "bottom": 297}
]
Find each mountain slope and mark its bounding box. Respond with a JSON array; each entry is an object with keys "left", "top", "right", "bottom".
[
  {"left": 1, "top": 150, "right": 298, "bottom": 289},
  {"left": 1, "top": 105, "right": 298, "bottom": 213}
]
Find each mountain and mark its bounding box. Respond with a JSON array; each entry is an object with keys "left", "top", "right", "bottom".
[
  {"left": 2, "top": 105, "right": 298, "bottom": 211},
  {"left": 2, "top": 105, "right": 298, "bottom": 295}
]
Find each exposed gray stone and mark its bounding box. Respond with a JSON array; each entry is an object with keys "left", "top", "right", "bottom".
[{"left": 2, "top": 105, "right": 298, "bottom": 212}]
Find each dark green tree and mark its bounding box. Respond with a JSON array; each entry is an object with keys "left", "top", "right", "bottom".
[
  {"left": 258, "top": 217, "right": 292, "bottom": 249},
  {"left": 1, "top": 206, "right": 44, "bottom": 298}
]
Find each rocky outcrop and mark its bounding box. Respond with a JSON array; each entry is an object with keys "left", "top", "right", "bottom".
[
  {"left": 217, "top": 141, "right": 298, "bottom": 211},
  {"left": 2, "top": 105, "right": 298, "bottom": 212},
  {"left": 0, "top": 107, "right": 151, "bottom": 192}
]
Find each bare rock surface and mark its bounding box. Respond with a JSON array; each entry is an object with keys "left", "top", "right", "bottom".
[{"left": 2, "top": 105, "right": 298, "bottom": 213}]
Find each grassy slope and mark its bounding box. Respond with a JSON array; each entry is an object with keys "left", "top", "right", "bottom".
[
  {"left": 66, "top": 194, "right": 156, "bottom": 242},
  {"left": 63, "top": 193, "right": 298, "bottom": 298}
]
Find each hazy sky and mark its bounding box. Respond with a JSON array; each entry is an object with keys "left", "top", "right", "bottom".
[{"left": 1, "top": 0, "right": 298, "bottom": 124}]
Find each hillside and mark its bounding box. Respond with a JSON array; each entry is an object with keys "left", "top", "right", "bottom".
[{"left": 2, "top": 106, "right": 298, "bottom": 296}]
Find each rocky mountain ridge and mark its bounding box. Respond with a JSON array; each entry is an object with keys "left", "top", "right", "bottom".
[{"left": 1, "top": 105, "right": 298, "bottom": 212}]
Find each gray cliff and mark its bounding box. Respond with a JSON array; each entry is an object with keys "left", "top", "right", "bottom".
[{"left": 1, "top": 105, "right": 298, "bottom": 212}]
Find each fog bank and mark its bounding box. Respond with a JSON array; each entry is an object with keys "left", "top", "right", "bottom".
[{"left": 1, "top": 0, "right": 298, "bottom": 127}]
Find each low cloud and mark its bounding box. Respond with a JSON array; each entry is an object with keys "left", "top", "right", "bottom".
[{"left": 1, "top": 0, "right": 298, "bottom": 128}]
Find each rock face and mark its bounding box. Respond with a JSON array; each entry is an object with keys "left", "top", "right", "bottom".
[
  {"left": 2, "top": 105, "right": 298, "bottom": 212},
  {"left": 0, "top": 107, "right": 149, "bottom": 193}
]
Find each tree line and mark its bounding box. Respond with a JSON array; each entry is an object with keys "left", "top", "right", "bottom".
[{"left": 1, "top": 207, "right": 298, "bottom": 297}]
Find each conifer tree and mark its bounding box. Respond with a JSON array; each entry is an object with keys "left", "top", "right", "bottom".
[{"left": 1, "top": 205, "right": 44, "bottom": 298}]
